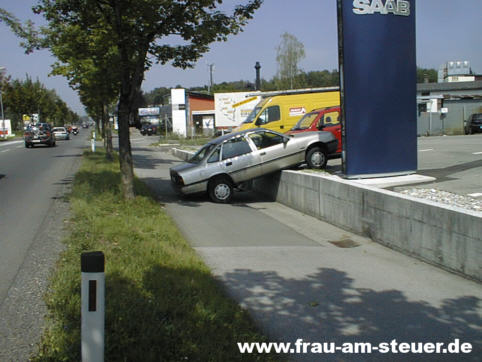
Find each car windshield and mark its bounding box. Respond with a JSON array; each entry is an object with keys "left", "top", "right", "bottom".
[
  {"left": 188, "top": 143, "right": 217, "bottom": 163},
  {"left": 291, "top": 112, "right": 319, "bottom": 130},
  {"left": 242, "top": 106, "right": 263, "bottom": 124},
  {"left": 473, "top": 114, "right": 482, "bottom": 121}
]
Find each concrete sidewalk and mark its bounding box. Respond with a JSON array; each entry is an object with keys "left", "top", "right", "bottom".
[{"left": 131, "top": 140, "right": 481, "bottom": 361}]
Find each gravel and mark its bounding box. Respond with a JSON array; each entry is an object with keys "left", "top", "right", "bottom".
[{"left": 399, "top": 188, "right": 482, "bottom": 213}]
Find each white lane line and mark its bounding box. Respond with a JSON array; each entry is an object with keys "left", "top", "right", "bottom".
[
  {"left": 0, "top": 149, "right": 9, "bottom": 153},
  {"left": 468, "top": 193, "right": 482, "bottom": 198},
  {"left": 419, "top": 148, "right": 433, "bottom": 152},
  {"left": 472, "top": 151, "right": 482, "bottom": 155},
  {"left": 0, "top": 140, "right": 23, "bottom": 147}
]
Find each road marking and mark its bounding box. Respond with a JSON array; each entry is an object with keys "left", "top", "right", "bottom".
[
  {"left": 0, "top": 149, "right": 9, "bottom": 153},
  {"left": 0, "top": 140, "right": 23, "bottom": 147},
  {"left": 418, "top": 148, "right": 433, "bottom": 152},
  {"left": 468, "top": 193, "right": 482, "bottom": 198},
  {"left": 473, "top": 152, "right": 482, "bottom": 155}
]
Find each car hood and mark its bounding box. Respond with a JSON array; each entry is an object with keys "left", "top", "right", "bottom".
[{"left": 170, "top": 162, "right": 200, "bottom": 174}]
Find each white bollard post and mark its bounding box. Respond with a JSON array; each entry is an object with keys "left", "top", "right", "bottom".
[
  {"left": 81, "top": 251, "right": 105, "bottom": 362},
  {"left": 91, "top": 132, "right": 96, "bottom": 152}
]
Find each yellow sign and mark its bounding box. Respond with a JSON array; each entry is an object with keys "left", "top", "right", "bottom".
[
  {"left": 23, "top": 114, "right": 31, "bottom": 121},
  {"left": 232, "top": 96, "right": 258, "bottom": 108}
]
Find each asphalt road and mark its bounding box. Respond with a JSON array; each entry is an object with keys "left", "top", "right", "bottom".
[
  {"left": 131, "top": 132, "right": 481, "bottom": 361},
  {"left": 0, "top": 132, "right": 87, "bottom": 359}
]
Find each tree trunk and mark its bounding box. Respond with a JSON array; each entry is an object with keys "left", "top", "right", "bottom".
[
  {"left": 117, "top": 93, "right": 135, "bottom": 200},
  {"left": 103, "top": 103, "right": 113, "bottom": 161}
]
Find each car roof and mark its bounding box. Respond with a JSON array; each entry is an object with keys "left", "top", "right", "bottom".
[{"left": 208, "top": 128, "right": 281, "bottom": 145}]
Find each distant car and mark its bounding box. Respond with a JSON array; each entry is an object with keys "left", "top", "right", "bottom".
[
  {"left": 140, "top": 123, "right": 158, "bottom": 136},
  {"left": 287, "top": 106, "right": 342, "bottom": 156},
  {"left": 24, "top": 123, "right": 56, "bottom": 148},
  {"left": 465, "top": 113, "right": 482, "bottom": 134},
  {"left": 82, "top": 123, "right": 89, "bottom": 129},
  {"left": 52, "top": 127, "right": 70, "bottom": 140},
  {"left": 72, "top": 126, "right": 79, "bottom": 135},
  {"left": 170, "top": 128, "right": 337, "bottom": 203}
]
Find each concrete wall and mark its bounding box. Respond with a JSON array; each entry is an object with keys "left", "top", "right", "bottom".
[
  {"left": 171, "top": 148, "right": 482, "bottom": 281},
  {"left": 253, "top": 171, "right": 482, "bottom": 281}
]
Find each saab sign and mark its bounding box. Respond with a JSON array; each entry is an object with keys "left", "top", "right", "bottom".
[
  {"left": 337, "top": 0, "right": 417, "bottom": 178},
  {"left": 353, "top": 0, "right": 410, "bottom": 16}
]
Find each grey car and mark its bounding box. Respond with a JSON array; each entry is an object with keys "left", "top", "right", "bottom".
[
  {"left": 170, "top": 128, "right": 337, "bottom": 203},
  {"left": 52, "top": 127, "right": 70, "bottom": 140}
]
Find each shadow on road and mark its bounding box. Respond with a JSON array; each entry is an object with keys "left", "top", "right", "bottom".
[
  {"left": 221, "top": 267, "right": 481, "bottom": 361},
  {"left": 417, "top": 159, "right": 482, "bottom": 183}
]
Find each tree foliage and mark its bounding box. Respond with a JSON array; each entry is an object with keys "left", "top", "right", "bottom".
[
  {"left": 1, "top": 75, "right": 79, "bottom": 130},
  {"left": 417, "top": 68, "right": 438, "bottom": 83}
]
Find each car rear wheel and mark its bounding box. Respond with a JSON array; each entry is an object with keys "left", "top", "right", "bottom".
[
  {"left": 208, "top": 176, "right": 233, "bottom": 203},
  {"left": 306, "top": 147, "right": 327, "bottom": 169}
]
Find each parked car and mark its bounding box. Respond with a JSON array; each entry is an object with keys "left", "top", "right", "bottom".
[
  {"left": 140, "top": 123, "right": 158, "bottom": 136},
  {"left": 52, "top": 127, "right": 70, "bottom": 140},
  {"left": 72, "top": 126, "right": 79, "bottom": 135},
  {"left": 170, "top": 128, "right": 337, "bottom": 203},
  {"left": 24, "top": 123, "right": 56, "bottom": 148},
  {"left": 465, "top": 113, "right": 482, "bottom": 134},
  {"left": 287, "top": 106, "right": 342, "bottom": 156}
]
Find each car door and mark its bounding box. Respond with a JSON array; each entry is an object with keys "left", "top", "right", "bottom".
[
  {"left": 218, "top": 136, "right": 260, "bottom": 183},
  {"left": 254, "top": 105, "right": 282, "bottom": 132},
  {"left": 248, "top": 130, "right": 302, "bottom": 174},
  {"left": 318, "top": 110, "right": 342, "bottom": 153}
]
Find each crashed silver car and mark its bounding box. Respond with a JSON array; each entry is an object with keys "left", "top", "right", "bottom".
[{"left": 170, "top": 128, "right": 337, "bottom": 203}]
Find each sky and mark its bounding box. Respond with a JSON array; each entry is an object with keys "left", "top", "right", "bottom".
[{"left": 1, "top": 0, "right": 481, "bottom": 116}]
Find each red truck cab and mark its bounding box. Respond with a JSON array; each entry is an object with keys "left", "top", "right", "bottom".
[{"left": 287, "top": 106, "right": 342, "bottom": 156}]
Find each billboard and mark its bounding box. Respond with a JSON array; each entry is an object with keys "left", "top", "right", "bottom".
[
  {"left": 214, "top": 92, "right": 261, "bottom": 128},
  {"left": 337, "top": 0, "right": 417, "bottom": 177},
  {"left": 138, "top": 107, "right": 160, "bottom": 116}
]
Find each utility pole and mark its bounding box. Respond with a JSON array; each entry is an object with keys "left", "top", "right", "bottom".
[
  {"left": 208, "top": 63, "right": 214, "bottom": 93},
  {"left": 0, "top": 66, "right": 6, "bottom": 138}
]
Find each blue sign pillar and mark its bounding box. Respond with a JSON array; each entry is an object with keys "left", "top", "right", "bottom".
[{"left": 337, "top": 0, "right": 417, "bottom": 178}]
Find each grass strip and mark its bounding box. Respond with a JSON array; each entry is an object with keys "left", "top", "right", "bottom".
[{"left": 33, "top": 149, "right": 277, "bottom": 361}]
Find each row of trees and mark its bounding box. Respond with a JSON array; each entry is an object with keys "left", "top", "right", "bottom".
[
  {"left": 143, "top": 66, "right": 437, "bottom": 107},
  {"left": 0, "top": 75, "right": 79, "bottom": 131},
  {"left": 1, "top": 0, "right": 263, "bottom": 199}
]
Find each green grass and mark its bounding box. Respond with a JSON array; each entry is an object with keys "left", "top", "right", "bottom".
[
  {"left": 156, "top": 132, "right": 213, "bottom": 146},
  {"left": 33, "top": 150, "right": 277, "bottom": 361}
]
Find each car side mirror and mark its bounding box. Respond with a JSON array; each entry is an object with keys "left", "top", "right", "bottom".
[{"left": 255, "top": 119, "right": 261, "bottom": 126}]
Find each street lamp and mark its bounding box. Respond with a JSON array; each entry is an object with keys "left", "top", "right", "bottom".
[{"left": 0, "top": 66, "right": 6, "bottom": 138}]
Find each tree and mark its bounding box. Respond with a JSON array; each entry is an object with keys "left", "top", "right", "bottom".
[
  {"left": 276, "top": 32, "right": 305, "bottom": 89},
  {"left": 1, "top": 76, "right": 77, "bottom": 129},
  {"left": 416, "top": 68, "right": 438, "bottom": 83},
  {"left": 25, "top": 0, "right": 263, "bottom": 199}
]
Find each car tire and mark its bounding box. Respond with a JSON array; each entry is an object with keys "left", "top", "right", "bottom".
[
  {"left": 25, "top": 142, "right": 30, "bottom": 148},
  {"left": 306, "top": 147, "right": 327, "bottom": 169},
  {"left": 208, "top": 176, "right": 233, "bottom": 203}
]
